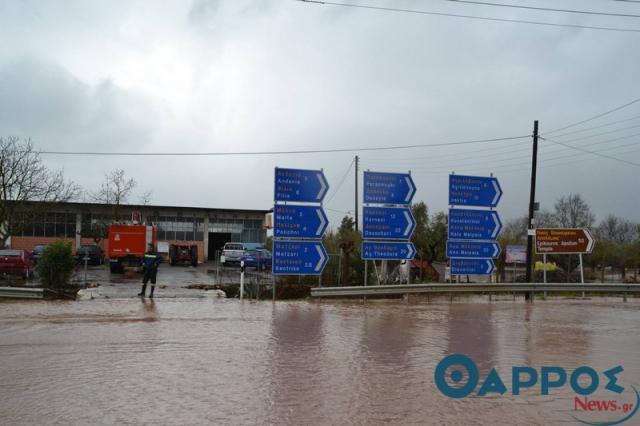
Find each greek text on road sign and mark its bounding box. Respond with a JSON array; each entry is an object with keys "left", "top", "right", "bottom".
[
  {"left": 274, "top": 168, "right": 329, "bottom": 203},
  {"left": 446, "top": 241, "right": 501, "bottom": 259},
  {"left": 364, "top": 171, "right": 416, "bottom": 205},
  {"left": 361, "top": 241, "right": 416, "bottom": 260},
  {"left": 449, "top": 174, "right": 503, "bottom": 208},
  {"left": 535, "top": 228, "right": 595, "bottom": 254},
  {"left": 448, "top": 209, "right": 502, "bottom": 240},
  {"left": 273, "top": 241, "right": 328, "bottom": 275},
  {"left": 363, "top": 206, "right": 416, "bottom": 240},
  {"left": 450, "top": 258, "right": 495, "bottom": 275},
  {"left": 274, "top": 205, "right": 328, "bottom": 239}
]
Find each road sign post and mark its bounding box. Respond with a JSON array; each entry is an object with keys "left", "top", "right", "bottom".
[
  {"left": 363, "top": 206, "right": 416, "bottom": 240},
  {"left": 449, "top": 174, "right": 502, "bottom": 207},
  {"left": 273, "top": 167, "right": 330, "bottom": 280},
  {"left": 362, "top": 241, "right": 416, "bottom": 261},
  {"left": 361, "top": 171, "right": 417, "bottom": 284},
  {"left": 535, "top": 228, "right": 595, "bottom": 254},
  {"left": 447, "top": 174, "right": 503, "bottom": 279}
]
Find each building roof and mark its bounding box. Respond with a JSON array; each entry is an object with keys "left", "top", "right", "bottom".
[{"left": 8, "top": 200, "right": 272, "bottom": 215}]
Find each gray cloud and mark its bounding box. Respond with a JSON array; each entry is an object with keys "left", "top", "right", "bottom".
[{"left": 0, "top": 0, "right": 639, "bottom": 226}]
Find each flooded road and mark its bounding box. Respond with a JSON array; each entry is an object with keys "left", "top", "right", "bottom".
[{"left": 1, "top": 298, "right": 639, "bottom": 425}]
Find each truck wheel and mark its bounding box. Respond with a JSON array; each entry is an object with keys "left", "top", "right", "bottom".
[{"left": 190, "top": 246, "right": 198, "bottom": 267}]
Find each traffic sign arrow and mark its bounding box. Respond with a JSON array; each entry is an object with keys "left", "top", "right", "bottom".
[
  {"left": 274, "top": 167, "right": 330, "bottom": 203},
  {"left": 363, "top": 206, "right": 416, "bottom": 240},
  {"left": 450, "top": 258, "right": 495, "bottom": 275},
  {"left": 273, "top": 241, "right": 329, "bottom": 275},
  {"left": 363, "top": 171, "right": 416, "bottom": 205},
  {"left": 535, "top": 228, "right": 596, "bottom": 254},
  {"left": 274, "top": 205, "right": 329, "bottom": 239},
  {"left": 362, "top": 241, "right": 416, "bottom": 260},
  {"left": 449, "top": 174, "right": 503, "bottom": 208},
  {"left": 448, "top": 208, "right": 503, "bottom": 240},
  {"left": 446, "top": 241, "right": 501, "bottom": 259}
]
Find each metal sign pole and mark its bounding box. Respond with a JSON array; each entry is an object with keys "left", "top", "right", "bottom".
[
  {"left": 543, "top": 254, "right": 547, "bottom": 299},
  {"left": 240, "top": 260, "right": 245, "bottom": 301},
  {"left": 579, "top": 253, "right": 585, "bottom": 298},
  {"left": 364, "top": 261, "right": 368, "bottom": 287}
]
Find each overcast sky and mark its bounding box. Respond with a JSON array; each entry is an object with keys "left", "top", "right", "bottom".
[{"left": 1, "top": 0, "right": 639, "bottom": 227}]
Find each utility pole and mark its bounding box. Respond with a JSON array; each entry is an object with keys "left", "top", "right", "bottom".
[
  {"left": 525, "top": 120, "right": 539, "bottom": 298},
  {"left": 355, "top": 155, "right": 359, "bottom": 232}
]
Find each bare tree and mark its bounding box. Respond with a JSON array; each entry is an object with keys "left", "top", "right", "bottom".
[
  {"left": 138, "top": 190, "right": 153, "bottom": 206},
  {"left": 553, "top": 194, "right": 595, "bottom": 228},
  {"left": 0, "top": 137, "right": 80, "bottom": 247},
  {"left": 91, "top": 169, "right": 137, "bottom": 220}
]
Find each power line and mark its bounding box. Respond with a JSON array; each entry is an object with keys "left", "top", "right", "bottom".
[
  {"left": 295, "top": 0, "right": 640, "bottom": 33},
  {"left": 37, "top": 135, "right": 529, "bottom": 157},
  {"left": 544, "top": 114, "right": 640, "bottom": 138},
  {"left": 543, "top": 97, "right": 640, "bottom": 135},
  {"left": 362, "top": 134, "right": 640, "bottom": 171},
  {"left": 437, "top": 0, "right": 640, "bottom": 18},
  {"left": 541, "top": 137, "right": 640, "bottom": 167},
  {"left": 325, "top": 158, "right": 354, "bottom": 204}
]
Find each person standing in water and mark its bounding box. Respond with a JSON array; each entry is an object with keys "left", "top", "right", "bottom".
[{"left": 138, "top": 243, "right": 162, "bottom": 298}]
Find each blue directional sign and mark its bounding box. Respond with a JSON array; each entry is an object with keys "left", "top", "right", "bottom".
[
  {"left": 274, "top": 168, "right": 329, "bottom": 203},
  {"left": 450, "top": 258, "right": 495, "bottom": 275},
  {"left": 449, "top": 174, "right": 503, "bottom": 208},
  {"left": 273, "top": 241, "right": 328, "bottom": 275},
  {"left": 448, "top": 208, "right": 502, "bottom": 240},
  {"left": 446, "top": 241, "right": 501, "bottom": 259},
  {"left": 363, "top": 206, "right": 416, "bottom": 240},
  {"left": 364, "top": 171, "right": 416, "bottom": 205},
  {"left": 362, "top": 241, "right": 416, "bottom": 260},
  {"left": 274, "top": 205, "right": 328, "bottom": 239}
]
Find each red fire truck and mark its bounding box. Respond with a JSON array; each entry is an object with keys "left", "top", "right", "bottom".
[{"left": 108, "top": 224, "right": 157, "bottom": 273}]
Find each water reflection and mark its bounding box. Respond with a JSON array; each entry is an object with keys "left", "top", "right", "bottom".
[{"left": 0, "top": 299, "right": 637, "bottom": 425}]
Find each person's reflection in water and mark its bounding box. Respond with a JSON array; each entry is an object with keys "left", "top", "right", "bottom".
[{"left": 141, "top": 298, "right": 158, "bottom": 322}]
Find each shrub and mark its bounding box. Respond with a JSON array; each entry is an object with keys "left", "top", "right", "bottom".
[{"left": 37, "top": 241, "right": 76, "bottom": 288}]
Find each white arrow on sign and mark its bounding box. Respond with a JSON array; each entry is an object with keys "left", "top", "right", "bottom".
[
  {"left": 316, "top": 173, "right": 328, "bottom": 200},
  {"left": 406, "top": 243, "right": 415, "bottom": 259},
  {"left": 404, "top": 176, "right": 415, "bottom": 203},
  {"left": 585, "top": 229, "right": 595, "bottom": 253},
  {"left": 403, "top": 210, "right": 413, "bottom": 237},
  {"left": 315, "top": 208, "right": 326, "bottom": 236},
  {"left": 492, "top": 244, "right": 500, "bottom": 258},
  {"left": 486, "top": 260, "right": 493, "bottom": 274},
  {"left": 491, "top": 212, "right": 500, "bottom": 239},
  {"left": 491, "top": 179, "right": 502, "bottom": 206},
  {"left": 315, "top": 244, "right": 326, "bottom": 272}
]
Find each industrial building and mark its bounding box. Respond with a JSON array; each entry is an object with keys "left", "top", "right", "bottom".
[{"left": 7, "top": 201, "right": 270, "bottom": 263}]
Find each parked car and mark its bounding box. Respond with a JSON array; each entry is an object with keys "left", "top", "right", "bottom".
[
  {"left": 220, "top": 242, "right": 246, "bottom": 266},
  {"left": 0, "top": 249, "right": 34, "bottom": 278},
  {"left": 75, "top": 245, "right": 105, "bottom": 265},
  {"left": 31, "top": 244, "right": 49, "bottom": 264},
  {"left": 241, "top": 249, "right": 272, "bottom": 270}
]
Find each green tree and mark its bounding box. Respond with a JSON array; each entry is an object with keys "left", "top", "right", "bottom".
[{"left": 37, "top": 241, "right": 76, "bottom": 289}]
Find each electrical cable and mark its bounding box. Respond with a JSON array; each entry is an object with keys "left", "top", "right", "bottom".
[
  {"left": 295, "top": 0, "right": 640, "bottom": 33},
  {"left": 37, "top": 135, "right": 530, "bottom": 156},
  {"left": 325, "top": 158, "right": 355, "bottom": 204},
  {"left": 436, "top": 0, "right": 640, "bottom": 18},
  {"left": 544, "top": 114, "right": 640, "bottom": 138},
  {"left": 543, "top": 97, "right": 640, "bottom": 135},
  {"left": 541, "top": 137, "right": 640, "bottom": 167}
]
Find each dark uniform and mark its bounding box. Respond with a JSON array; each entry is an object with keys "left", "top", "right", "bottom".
[{"left": 138, "top": 249, "right": 163, "bottom": 298}]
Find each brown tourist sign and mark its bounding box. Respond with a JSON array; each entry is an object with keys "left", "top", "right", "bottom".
[{"left": 535, "top": 228, "right": 595, "bottom": 254}]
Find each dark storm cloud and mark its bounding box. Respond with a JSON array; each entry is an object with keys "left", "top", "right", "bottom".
[
  {"left": 0, "top": 0, "right": 638, "bottom": 221},
  {"left": 0, "top": 58, "right": 158, "bottom": 152}
]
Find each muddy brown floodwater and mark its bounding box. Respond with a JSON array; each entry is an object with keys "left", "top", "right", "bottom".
[{"left": 1, "top": 297, "right": 639, "bottom": 425}]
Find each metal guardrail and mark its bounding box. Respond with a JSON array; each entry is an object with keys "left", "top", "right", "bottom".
[
  {"left": 0, "top": 286, "right": 44, "bottom": 299},
  {"left": 311, "top": 283, "right": 640, "bottom": 297}
]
